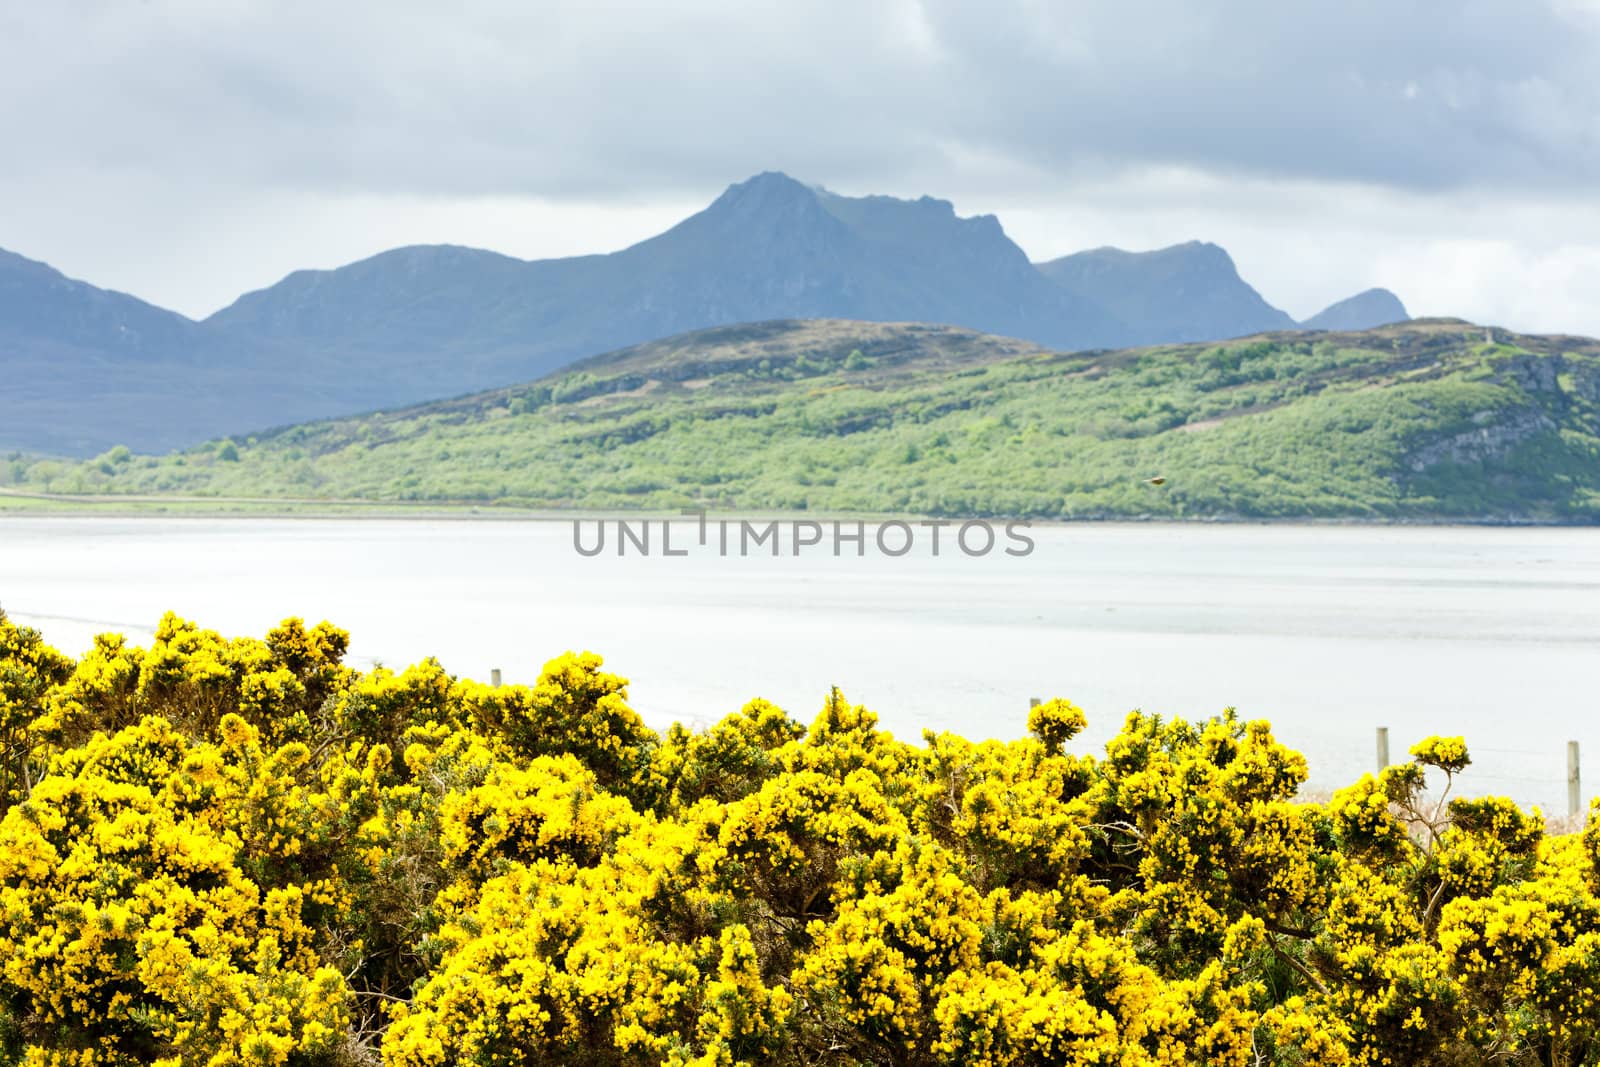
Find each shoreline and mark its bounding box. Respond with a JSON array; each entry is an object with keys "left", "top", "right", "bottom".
[
  {"left": 1, "top": 497, "right": 1595, "bottom": 529},
  {"left": 0, "top": 487, "right": 1595, "bottom": 528}
]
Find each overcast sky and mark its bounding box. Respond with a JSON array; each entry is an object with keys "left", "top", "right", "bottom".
[{"left": 3, "top": 1, "right": 1598, "bottom": 332}]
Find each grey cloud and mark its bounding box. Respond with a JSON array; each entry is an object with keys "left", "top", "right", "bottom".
[
  {"left": 3, "top": 0, "right": 1596, "bottom": 202},
  {"left": 916, "top": 1, "right": 1600, "bottom": 191}
]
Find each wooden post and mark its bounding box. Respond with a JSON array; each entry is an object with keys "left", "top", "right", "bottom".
[
  {"left": 491, "top": 668, "right": 502, "bottom": 687},
  {"left": 1569, "top": 741, "right": 1581, "bottom": 820},
  {"left": 1376, "top": 727, "right": 1390, "bottom": 771}
]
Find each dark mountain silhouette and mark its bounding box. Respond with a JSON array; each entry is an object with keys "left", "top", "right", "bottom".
[
  {"left": 0, "top": 247, "right": 198, "bottom": 361},
  {"left": 1300, "top": 288, "right": 1410, "bottom": 331},
  {"left": 1, "top": 172, "right": 1409, "bottom": 456},
  {"left": 206, "top": 172, "right": 1126, "bottom": 399},
  {"left": 1035, "top": 241, "right": 1297, "bottom": 344},
  {"left": 0, "top": 249, "right": 351, "bottom": 456}
]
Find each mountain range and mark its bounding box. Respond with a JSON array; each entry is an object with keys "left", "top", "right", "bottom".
[{"left": 0, "top": 171, "right": 1407, "bottom": 457}]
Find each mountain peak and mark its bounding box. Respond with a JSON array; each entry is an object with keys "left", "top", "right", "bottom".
[
  {"left": 1069, "top": 241, "right": 1236, "bottom": 272},
  {"left": 622, "top": 172, "right": 1122, "bottom": 349},
  {"left": 1300, "top": 288, "right": 1409, "bottom": 331},
  {"left": 1171, "top": 239, "right": 1235, "bottom": 267},
  {"left": 1037, "top": 241, "right": 1294, "bottom": 343},
  {"left": 709, "top": 171, "right": 820, "bottom": 210}
]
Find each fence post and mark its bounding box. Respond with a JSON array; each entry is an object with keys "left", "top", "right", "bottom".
[
  {"left": 1376, "top": 727, "right": 1390, "bottom": 771},
  {"left": 1569, "top": 741, "right": 1581, "bottom": 820},
  {"left": 491, "top": 668, "right": 502, "bottom": 687}
]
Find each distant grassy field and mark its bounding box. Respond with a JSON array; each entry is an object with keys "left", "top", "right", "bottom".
[{"left": 7, "top": 317, "right": 1600, "bottom": 520}]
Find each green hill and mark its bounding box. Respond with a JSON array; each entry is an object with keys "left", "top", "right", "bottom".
[{"left": 10, "top": 317, "right": 1600, "bottom": 520}]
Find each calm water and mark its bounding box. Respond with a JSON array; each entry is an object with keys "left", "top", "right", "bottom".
[{"left": 3, "top": 516, "right": 1598, "bottom": 813}]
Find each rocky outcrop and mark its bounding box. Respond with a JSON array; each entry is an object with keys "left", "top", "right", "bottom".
[
  {"left": 1502, "top": 353, "right": 1562, "bottom": 395},
  {"left": 1404, "top": 409, "right": 1555, "bottom": 472}
]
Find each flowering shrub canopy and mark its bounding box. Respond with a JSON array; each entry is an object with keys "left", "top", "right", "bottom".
[{"left": 0, "top": 608, "right": 1596, "bottom": 1066}]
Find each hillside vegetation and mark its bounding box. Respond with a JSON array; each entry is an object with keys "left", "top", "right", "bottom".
[
  {"left": 11, "top": 318, "right": 1600, "bottom": 521},
  {"left": 4, "top": 608, "right": 1600, "bottom": 1066}
]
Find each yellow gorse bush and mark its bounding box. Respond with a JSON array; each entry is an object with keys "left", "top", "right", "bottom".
[{"left": 0, "top": 608, "right": 1597, "bottom": 1066}]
